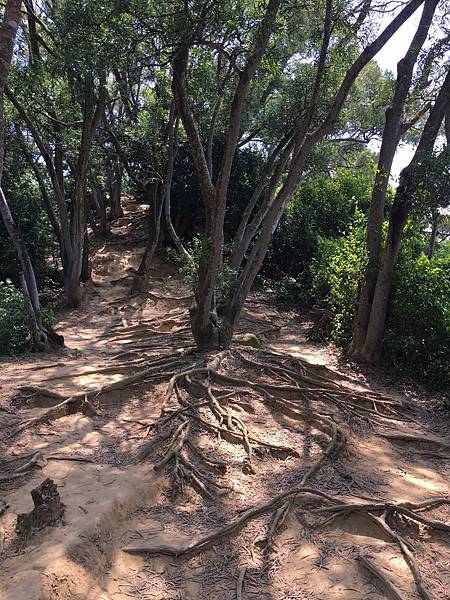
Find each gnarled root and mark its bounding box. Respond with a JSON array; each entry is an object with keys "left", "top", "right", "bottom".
[
  {"left": 125, "top": 345, "right": 446, "bottom": 600},
  {"left": 15, "top": 354, "right": 190, "bottom": 435}
]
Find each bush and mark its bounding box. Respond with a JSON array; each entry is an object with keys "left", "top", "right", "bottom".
[
  {"left": 303, "top": 224, "right": 449, "bottom": 389},
  {"left": 267, "top": 167, "right": 374, "bottom": 279},
  {"left": 385, "top": 252, "right": 450, "bottom": 389},
  {"left": 169, "top": 237, "right": 238, "bottom": 308},
  {"left": 0, "top": 282, "right": 54, "bottom": 355},
  {"left": 308, "top": 211, "right": 367, "bottom": 345},
  {"left": 0, "top": 282, "right": 29, "bottom": 354}
]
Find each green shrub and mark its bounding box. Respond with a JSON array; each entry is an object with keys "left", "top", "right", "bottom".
[
  {"left": 267, "top": 167, "right": 374, "bottom": 279},
  {"left": 308, "top": 211, "right": 367, "bottom": 345},
  {"left": 385, "top": 253, "right": 450, "bottom": 389},
  {"left": 0, "top": 282, "right": 29, "bottom": 354},
  {"left": 302, "top": 223, "right": 449, "bottom": 389},
  {"left": 169, "top": 237, "right": 238, "bottom": 307},
  {"left": 0, "top": 282, "right": 54, "bottom": 355}
]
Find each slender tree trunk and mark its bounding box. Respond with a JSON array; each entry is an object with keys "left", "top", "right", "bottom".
[
  {"left": 172, "top": 0, "right": 283, "bottom": 349},
  {"left": 0, "top": 1, "right": 60, "bottom": 350},
  {"left": 349, "top": 0, "right": 438, "bottom": 357},
  {"left": 0, "top": 188, "right": 62, "bottom": 350},
  {"left": 131, "top": 181, "right": 164, "bottom": 293},
  {"left": 80, "top": 232, "right": 91, "bottom": 281},
  {"left": 64, "top": 77, "right": 105, "bottom": 307},
  {"left": 360, "top": 67, "right": 450, "bottom": 361},
  {"left": 25, "top": 0, "right": 40, "bottom": 64},
  {"left": 218, "top": 0, "right": 422, "bottom": 346},
  {"left": 96, "top": 181, "right": 109, "bottom": 233},
  {"left": 16, "top": 126, "right": 62, "bottom": 244},
  {"left": 174, "top": 0, "right": 424, "bottom": 350},
  {"left": 86, "top": 193, "right": 99, "bottom": 235},
  {"left": 361, "top": 198, "right": 408, "bottom": 361},
  {"left": 109, "top": 163, "right": 124, "bottom": 220},
  {"left": 164, "top": 117, "right": 189, "bottom": 258}
]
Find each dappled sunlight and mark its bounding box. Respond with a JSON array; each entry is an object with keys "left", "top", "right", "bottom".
[{"left": 1, "top": 198, "right": 448, "bottom": 600}]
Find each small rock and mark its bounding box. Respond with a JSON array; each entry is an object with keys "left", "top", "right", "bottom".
[{"left": 233, "top": 333, "right": 261, "bottom": 348}]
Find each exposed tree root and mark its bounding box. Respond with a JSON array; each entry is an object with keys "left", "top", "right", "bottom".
[
  {"left": 124, "top": 345, "right": 448, "bottom": 600},
  {"left": 14, "top": 394, "right": 99, "bottom": 435},
  {"left": 358, "top": 554, "right": 406, "bottom": 600},
  {"left": 9, "top": 312, "right": 445, "bottom": 599},
  {"left": 381, "top": 432, "right": 450, "bottom": 451},
  {"left": 123, "top": 487, "right": 337, "bottom": 555},
  {"left": 124, "top": 484, "right": 449, "bottom": 600},
  {"left": 234, "top": 349, "right": 406, "bottom": 422},
  {"left": 14, "top": 354, "right": 192, "bottom": 435},
  {"left": 236, "top": 566, "right": 247, "bottom": 600}
]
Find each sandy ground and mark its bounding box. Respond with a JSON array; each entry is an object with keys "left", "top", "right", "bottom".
[{"left": 0, "top": 198, "right": 449, "bottom": 600}]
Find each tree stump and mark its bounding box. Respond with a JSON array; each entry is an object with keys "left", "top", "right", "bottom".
[{"left": 15, "top": 478, "right": 65, "bottom": 536}]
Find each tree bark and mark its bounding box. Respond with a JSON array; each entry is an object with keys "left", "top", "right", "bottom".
[
  {"left": 0, "top": 188, "right": 62, "bottom": 351},
  {"left": 361, "top": 67, "right": 450, "bottom": 361},
  {"left": 173, "top": 0, "right": 283, "bottom": 348},
  {"left": 0, "top": 1, "right": 61, "bottom": 351},
  {"left": 163, "top": 116, "right": 189, "bottom": 258},
  {"left": 89, "top": 176, "right": 108, "bottom": 234},
  {"left": 109, "top": 162, "right": 123, "bottom": 220},
  {"left": 25, "top": 0, "right": 40, "bottom": 64},
  {"left": 349, "top": 0, "right": 438, "bottom": 356},
  {"left": 80, "top": 232, "right": 91, "bottom": 282},
  {"left": 219, "top": 0, "right": 426, "bottom": 346},
  {"left": 131, "top": 180, "right": 163, "bottom": 293},
  {"left": 64, "top": 76, "right": 105, "bottom": 306}
]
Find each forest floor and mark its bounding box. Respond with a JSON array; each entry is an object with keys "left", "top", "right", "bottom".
[{"left": 0, "top": 198, "right": 449, "bottom": 600}]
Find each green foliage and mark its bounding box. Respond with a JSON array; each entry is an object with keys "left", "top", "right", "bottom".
[
  {"left": 385, "top": 250, "right": 450, "bottom": 389},
  {"left": 267, "top": 165, "right": 375, "bottom": 281},
  {"left": 0, "top": 282, "right": 29, "bottom": 354},
  {"left": 308, "top": 212, "right": 367, "bottom": 345},
  {"left": 170, "top": 142, "right": 265, "bottom": 240},
  {"left": 0, "top": 282, "right": 54, "bottom": 355},
  {"left": 171, "top": 236, "right": 238, "bottom": 306},
  {"left": 0, "top": 133, "right": 56, "bottom": 286},
  {"left": 174, "top": 236, "right": 210, "bottom": 291},
  {"left": 303, "top": 223, "right": 449, "bottom": 389}
]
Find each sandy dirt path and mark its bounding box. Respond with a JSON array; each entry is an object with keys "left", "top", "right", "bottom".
[{"left": 0, "top": 198, "right": 448, "bottom": 600}]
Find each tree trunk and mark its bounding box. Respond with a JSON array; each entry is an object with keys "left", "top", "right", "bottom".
[
  {"left": 190, "top": 213, "right": 225, "bottom": 349},
  {"left": 80, "top": 232, "right": 91, "bottom": 282},
  {"left": 66, "top": 76, "right": 105, "bottom": 306},
  {"left": 360, "top": 67, "right": 450, "bottom": 361},
  {"left": 109, "top": 163, "right": 123, "bottom": 220},
  {"left": 86, "top": 193, "right": 99, "bottom": 236},
  {"left": 131, "top": 181, "right": 163, "bottom": 293},
  {"left": 0, "top": 1, "right": 61, "bottom": 351},
  {"left": 349, "top": 0, "right": 438, "bottom": 357},
  {"left": 163, "top": 118, "right": 189, "bottom": 258},
  {"left": 0, "top": 188, "right": 62, "bottom": 351},
  {"left": 25, "top": 0, "right": 40, "bottom": 65},
  {"left": 63, "top": 265, "right": 83, "bottom": 308},
  {"left": 174, "top": 0, "right": 425, "bottom": 350},
  {"left": 360, "top": 199, "right": 408, "bottom": 361},
  {"left": 90, "top": 177, "right": 108, "bottom": 234}
]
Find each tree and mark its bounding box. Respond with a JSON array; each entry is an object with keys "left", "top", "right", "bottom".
[
  {"left": 0, "top": 0, "right": 61, "bottom": 350},
  {"left": 360, "top": 66, "right": 450, "bottom": 361},
  {"left": 5, "top": 0, "right": 124, "bottom": 307},
  {"left": 168, "top": 0, "right": 427, "bottom": 348},
  {"left": 349, "top": 0, "right": 442, "bottom": 357}
]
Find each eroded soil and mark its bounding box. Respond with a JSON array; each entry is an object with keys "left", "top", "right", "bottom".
[{"left": 0, "top": 199, "right": 449, "bottom": 600}]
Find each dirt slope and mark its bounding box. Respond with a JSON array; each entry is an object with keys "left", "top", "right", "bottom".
[{"left": 0, "top": 199, "right": 449, "bottom": 600}]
